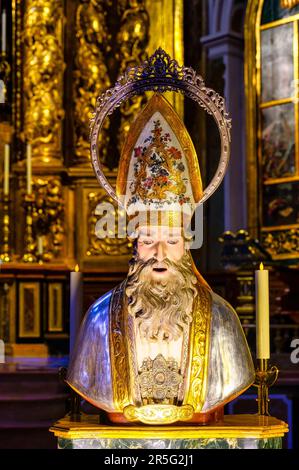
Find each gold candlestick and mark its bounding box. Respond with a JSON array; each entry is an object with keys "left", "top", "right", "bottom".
[
  {"left": 22, "top": 193, "right": 37, "bottom": 263},
  {"left": 254, "top": 359, "right": 278, "bottom": 416},
  {"left": 0, "top": 194, "right": 11, "bottom": 262}
]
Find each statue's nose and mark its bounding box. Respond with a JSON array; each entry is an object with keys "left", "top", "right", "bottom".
[{"left": 155, "top": 241, "right": 167, "bottom": 262}]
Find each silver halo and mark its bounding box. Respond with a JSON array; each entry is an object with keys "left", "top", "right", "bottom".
[{"left": 90, "top": 48, "right": 231, "bottom": 208}]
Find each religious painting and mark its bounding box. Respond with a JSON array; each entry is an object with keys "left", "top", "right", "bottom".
[
  {"left": 263, "top": 182, "right": 299, "bottom": 227},
  {"left": 246, "top": 0, "right": 299, "bottom": 259},
  {"left": 261, "top": 103, "right": 295, "bottom": 179},
  {"left": 261, "top": 23, "right": 294, "bottom": 103},
  {"left": 48, "top": 283, "right": 63, "bottom": 332},
  {"left": 261, "top": 0, "right": 299, "bottom": 25},
  {"left": 18, "top": 282, "right": 41, "bottom": 338}
]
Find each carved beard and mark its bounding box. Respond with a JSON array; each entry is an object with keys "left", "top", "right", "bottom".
[{"left": 125, "top": 252, "right": 198, "bottom": 342}]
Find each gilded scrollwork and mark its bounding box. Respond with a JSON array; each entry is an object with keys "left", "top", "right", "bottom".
[
  {"left": 280, "top": 0, "right": 299, "bottom": 8},
  {"left": 123, "top": 403, "right": 194, "bottom": 425},
  {"left": 31, "top": 177, "right": 64, "bottom": 260},
  {"left": 184, "top": 285, "right": 211, "bottom": 412},
  {"left": 116, "top": 0, "right": 149, "bottom": 152},
  {"left": 74, "top": 0, "right": 111, "bottom": 164},
  {"left": 73, "top": 0, "right": 149, "bottom": 168},
  {"left": 23, "top": 0, "right": 65, "bottom": 159},
  {"left": 110, "top": 281, "right": 131, "bottom": 410},
  {"left": 87, "top": 190, "right": 132, "bottom": 256},
  {"left": 262, "top": 229, "right": 299, "bottom": 258}
]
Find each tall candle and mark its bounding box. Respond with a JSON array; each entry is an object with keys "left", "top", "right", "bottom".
[
  {"left": 70, "top": 264, "right": 83, "bottom": 354},
  {"left": 37, "top": 235, "right": 43, "bottom": 255},
  {"left": 1, "top": 9, "right": 6, "bottom": 54},
  {"left": 26, "top": 143, "right": 32, "bottom": 195},
  {"left": 255, "top": 262, "right": 270, "bottom": 359},
  {"left": 3, "top": 144, "right": 10, "bottom": 195}
]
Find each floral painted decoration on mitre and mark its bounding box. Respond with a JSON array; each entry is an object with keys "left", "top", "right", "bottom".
[{"left": 128, "top": 118, "right": 192, "bottom": 209}]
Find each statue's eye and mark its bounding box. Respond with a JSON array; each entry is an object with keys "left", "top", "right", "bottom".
[
  {"left": 167, "top": 239, "right": 179, "bottom": 245},
  {"left": 141, "top": 239, "right": 154, "bottom": 245}
]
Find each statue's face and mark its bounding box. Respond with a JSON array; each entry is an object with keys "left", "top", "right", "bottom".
[{"left": 136, "top": 225, "right": 185, "bottom": 280}]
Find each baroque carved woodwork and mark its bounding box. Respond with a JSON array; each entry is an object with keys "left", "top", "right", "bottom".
[
  {"left": 280, "top": 0, "right": 299, "bottom": 8},
  {"left": 87, "top": 190, "right": 132, "bottom": 257},
  {"left": 73, "top": 0, "right": 149, "bottom": 168},
  {"left": 0, "top": 1, "right": 187, "bottom": 359},
  {"left": 31, "top": 177, "right": 65, "bottom": 260},
  {"left": 3, "top": 0, "right": 184, "bottom": 267},
  {"left": 22, "top": 0, "right": 65, "bottom": 161},
  {"left": 73, "top": 0, "right": 111, "bottom": 164},
  {"left": 262, "top": 228, "right": 299, "bottom": 259}
]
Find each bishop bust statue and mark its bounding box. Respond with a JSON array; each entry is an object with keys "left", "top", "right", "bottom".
[{"left": 67, "top": 51, "right": 255, "bottom": 426}]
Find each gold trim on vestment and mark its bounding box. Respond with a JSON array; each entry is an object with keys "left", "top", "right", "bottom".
[
  {"left": 124, "top": 291, "right": 142, "bottom": 406},
  {"left": 109, "top": 282, "right": 131, "bottom": 410},
  {"left": 183, "top": 285, "right": 211, "bottom": 412}
]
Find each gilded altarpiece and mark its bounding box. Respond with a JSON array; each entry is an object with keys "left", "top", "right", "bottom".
[
  {"left": 12, "top": 0, "right": 69, "bottom": 263},
  {"left": 8, "top": 0, "right": 183, "bottom": 268},
  {"left": 0, "top": 1, "right": 184, "bottom": 351},
  {"left": 245, "top": 0, "right": 299, "bottom": 260}
]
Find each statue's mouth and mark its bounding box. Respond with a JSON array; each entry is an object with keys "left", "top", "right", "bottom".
[{"left": 153, "top": 268, "right": 168, "bottom": 274}]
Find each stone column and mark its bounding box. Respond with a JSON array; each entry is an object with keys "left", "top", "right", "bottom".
[{"left": 201, "top": 31, "right": 247, "bottom": 232}]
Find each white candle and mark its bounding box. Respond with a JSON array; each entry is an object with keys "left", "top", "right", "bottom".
[
  {"left": 1, "top": 9, "right": 6, "bottom": 54},
  {"left": 255, "top": 263, "right": 270, "bottom": 359},
  {"left": 26, "top": 143, "right": 32, "bottom": 195},
  {"left": 3, "top": 144, "right": 10, "bottom": 195},
  {"left": 70, "top": 264, "right": 83, "bottom": 354},
  {"left": 37, "top": 235, "right": 43, "bottom": 255}
]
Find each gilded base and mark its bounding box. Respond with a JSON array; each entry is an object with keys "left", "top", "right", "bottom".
[{"left": 50, "top": 414, "right": 288, "bottom": 449}]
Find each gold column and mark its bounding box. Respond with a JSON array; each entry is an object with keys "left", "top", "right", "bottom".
[
  {"left": 73, "top": 0, "right": 111, "bottom": 165},
  {"left": 116, "top": 0, "right": 149, "bottom": 154},
  {"left": 146, "top": 0, "right": 184, "bottom": 118},
  {"left": 22, "top": 0, "right": 65, "bottom": 164},
  {"left": 244, "top": 0, "right": 262, "bottom": 239},
  {"left": 72, "top": 0, "right": 184, "bottom": 168}
]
